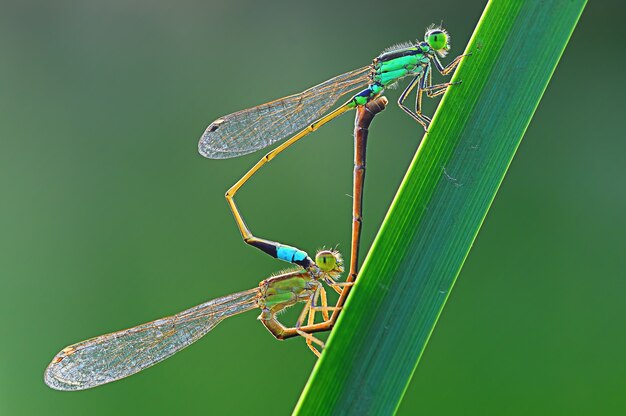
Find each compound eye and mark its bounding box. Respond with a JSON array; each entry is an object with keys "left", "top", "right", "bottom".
[
  {"left": 315, "top": 250, "right": 337, "bottom": 272},
  {"left": 426, "top": 30, "right": 448, "bottom": 51}
]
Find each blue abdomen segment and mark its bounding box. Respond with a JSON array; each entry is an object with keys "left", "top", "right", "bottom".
[
  {"left": 351, "top": 83, "right": 384, "bottom": 106},
  {"left": 249, "top": 238, "right": 312, "bottom": 268},
  {"left": 277, "top": 245, "right": 308, "bottom": 264}
]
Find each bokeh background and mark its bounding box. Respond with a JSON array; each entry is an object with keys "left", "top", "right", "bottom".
[{"left": 1, "top": 0, "right": 624, "bottom": 414}]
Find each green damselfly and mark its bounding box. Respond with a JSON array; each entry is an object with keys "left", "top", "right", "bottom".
[
  {"left": 198, "top": 26, "right": 466, "bottom": 271},
  {"left": 45, "top": 250, "right": 344, "bottom": 390}
]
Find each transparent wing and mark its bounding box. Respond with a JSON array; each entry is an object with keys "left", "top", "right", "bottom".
[
  {"left": 44, "top": 288, "right": 259, "bottom": 391},
  {"left": 198, "top": 65, "right": 372, "bottom": 159}
]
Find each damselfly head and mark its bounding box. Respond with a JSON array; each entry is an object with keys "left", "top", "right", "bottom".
[
  {"left": 315, "top": 249, "right": 344, "bottom": 276},
  {"left": 425, "top": 25, "right": 451, "bottom": 57}
]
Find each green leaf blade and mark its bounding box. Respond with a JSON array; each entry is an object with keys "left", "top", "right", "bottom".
[{"left": 295, "top": 0, "right": 586, "bottom": 414}]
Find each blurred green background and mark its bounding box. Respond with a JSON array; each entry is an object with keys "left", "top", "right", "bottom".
[{"left": 1, "top": 0, "right": 624, "bottom": 414}]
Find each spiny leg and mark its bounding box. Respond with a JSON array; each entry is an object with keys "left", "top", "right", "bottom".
[
  {"left": 305, "top": 298, "right": 324, "bottom": 356},
  {"left": 310, "top": 286, "right": 342, "bottom": 316},
  {"left": 414, "top": 68, "right": 445, "bottom": 116},
  {"left": 433, "top": 53, "right": 470, "bottom": 75},
  {"left": 424, "top": 63, "right": 461, "bottom": 97},
  {"left": 225, "top": 104, "right": 354, "bottom": 266},
  {"left": 301, "top": 286, "right": 344, "bottom": 356},
  {"left": 318, "top": 286, "right": 329, "bottom": 321},
  {"left": 424, "top": 85, "right": 452, "bottom": 98},
  {"left": 398, "top": 75, "right": 432, "bottom": 131},
  {"left": 325, "top": 276, "right": 354, "bottom": 295},
  {"left": 403, "top": 67, "right": 460, "bottom": 131},
  {"left": 295, "top": 295, "right": 326, "bottom": 356},
  {"left": 260, "top": 303, "right": 337, "bottom": 341},
  {"left": 399, "top": 53, "right": 469, "bottom": 131}
]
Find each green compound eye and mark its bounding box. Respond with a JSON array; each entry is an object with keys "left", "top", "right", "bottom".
[
  {"left": 315, "top": 250, "right": 337, "bottom": 272},
  {"left": 426, "top": 30, "right": 448, "bottom": 51}
]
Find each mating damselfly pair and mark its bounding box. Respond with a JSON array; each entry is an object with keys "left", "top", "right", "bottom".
[{"left": 45, "top": 26, "right": 467, "bottom": 391}]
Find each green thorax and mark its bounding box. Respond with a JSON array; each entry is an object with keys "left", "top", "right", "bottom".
[
  {"left": 372, "top": 44, "right": 430, "bottom": 87},
  {"left": 257, "top": 271, "right": 317, "bottom": 312},
  {"left": 350, "top": 43, "right": 431, "bottom": 107}
]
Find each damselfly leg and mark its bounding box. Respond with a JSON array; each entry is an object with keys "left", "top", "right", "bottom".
[{"left": 399, "top": 52, "right": 470, "bottom": 131}]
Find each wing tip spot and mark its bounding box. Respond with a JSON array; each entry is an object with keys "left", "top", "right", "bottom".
[{"left": 208, "top": 118, "right": 225, "bottom": 133}]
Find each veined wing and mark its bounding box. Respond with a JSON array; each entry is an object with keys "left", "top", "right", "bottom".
[
  {"left": 198, "top": 65, "right": 372, "bottom": 159},
  {"left": 44, "top": 288, "right": 259, "bottom": 391}
]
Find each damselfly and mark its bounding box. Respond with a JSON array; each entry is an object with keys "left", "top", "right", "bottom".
[
  {"left": 45, "top": 250, "right": 344, "bottom": 390},
  {"left": 198, "top": 26, "right": 467, "bottom": 273}
]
